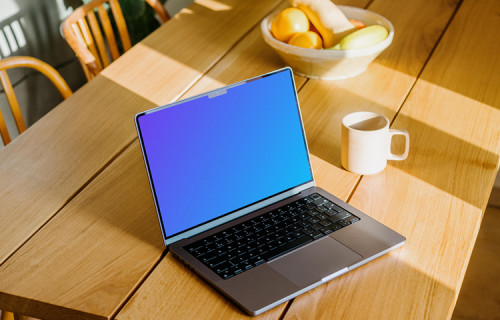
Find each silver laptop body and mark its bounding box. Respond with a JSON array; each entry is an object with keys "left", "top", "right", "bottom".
[{"left": 135, "top": 68, "right": 405, "bottom": 316}]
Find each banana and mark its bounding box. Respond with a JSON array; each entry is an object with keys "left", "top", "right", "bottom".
[
  {"left": 329, "top": 25, "right": 388, "bottom": 50},
  {"left": 289, "top": 0, "right": 355, "bottom": 48}
]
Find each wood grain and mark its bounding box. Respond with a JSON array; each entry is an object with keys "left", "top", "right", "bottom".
[
  {"left": 0, "top": 0, "right": 282, "bottom": 267},
  {"left": 0, "top": 76, "right": 155, "bottom": 267},
  {"left": 0, "top": 141, "right": 165, "bottom": 320},
  {"left": 115, "top": 253, "right": 284, "bottom": 320},
  {"left": 283, "top": 0, "right": 500, "bottom": 319}
]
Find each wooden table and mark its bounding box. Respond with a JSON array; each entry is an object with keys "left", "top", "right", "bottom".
[{"left": 1, "top": 0, "right": 499, "bottom": 319}]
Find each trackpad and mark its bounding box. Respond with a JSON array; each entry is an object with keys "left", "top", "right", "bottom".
[{"left": 268, "top": 237, "right": 362, "bottom": 287}]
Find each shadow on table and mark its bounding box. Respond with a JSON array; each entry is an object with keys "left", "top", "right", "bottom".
[
  {"left": 298, "top": 81, "right": 499, "bottom": 210},
  {"left": 368, "top": 0, "right": 499, "bottom": 110},
  {"left": 115, "top": 249, "right": 455, "bottom": 320}
]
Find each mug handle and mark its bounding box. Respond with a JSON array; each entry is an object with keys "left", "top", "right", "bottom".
[{"left": 388, "top": 129, "right": 410, "bottom": 161}]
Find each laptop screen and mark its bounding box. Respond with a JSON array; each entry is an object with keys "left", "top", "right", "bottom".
[{"left": 136, "top": 68, "right": 313, "bottom": 239}]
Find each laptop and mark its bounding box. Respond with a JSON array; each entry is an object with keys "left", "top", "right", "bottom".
[{"left": 135, "top": 67, "right": 405, "bottom": 316}]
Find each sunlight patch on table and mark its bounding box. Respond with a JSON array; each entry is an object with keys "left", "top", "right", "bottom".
[
  {"left": 351, "top": 165, "right": 481, "bottom": 289},
  {"left": 101, "top": 43, "right": 201, "bottom": 107},
  {"left": 196, "top": 0, "right": 232, "bottom": 11},
  {"left": 400, "top": 79, "right": 500, "bottom": 154},
  {"left": 336, "top": 62, "right": 414, "bottom": 110}
]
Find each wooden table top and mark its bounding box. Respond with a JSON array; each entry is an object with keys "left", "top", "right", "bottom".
[{"left": 0, "top": 0, "right": 499, "bottom": 319}]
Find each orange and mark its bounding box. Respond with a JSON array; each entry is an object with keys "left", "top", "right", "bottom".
[
  {"left": 271, "top": 8, "right": 309, "bottom": 43},
  {"left": 288, "top": 31, "right": 323, "bottom": 49}
]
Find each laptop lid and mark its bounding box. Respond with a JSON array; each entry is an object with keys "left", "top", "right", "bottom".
[{"left": 135, "top": 68, "right": 315, "bottom": 246}]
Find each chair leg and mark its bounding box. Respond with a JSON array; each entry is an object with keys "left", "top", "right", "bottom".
[
  {"left": 1, "top": 311, "right": 15, "bottom": 320},
  {"left": 0, "top": 311, "right": 35, "bottom": 320}
]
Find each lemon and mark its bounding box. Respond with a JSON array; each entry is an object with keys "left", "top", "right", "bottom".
[
  {"left": 288, "top": 31, "right": 323, "bottom": 49},
  {"left": 271, "top": 8, "right": 309, "bottom": 43}
]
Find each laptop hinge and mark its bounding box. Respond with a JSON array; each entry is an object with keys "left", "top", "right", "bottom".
[{"left": 164, "top": 180, "right": 316, "bottom": 246}]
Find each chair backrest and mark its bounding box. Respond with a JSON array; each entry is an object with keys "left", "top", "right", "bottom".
[
  {"left": 0, "top": 56, "right": 72, "bottom": 145},
  {"left": 145, "top": 0, "right": 170, "bottom": 24},
  {"left": 62, "top": 0, "right": 170, "bottom": 81}
]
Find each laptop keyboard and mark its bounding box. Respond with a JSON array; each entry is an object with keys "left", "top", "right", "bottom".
[{"left": 184, "top": 193, "right": 359, "bottom": 280}]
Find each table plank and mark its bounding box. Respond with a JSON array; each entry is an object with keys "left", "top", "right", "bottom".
[
  {"left": 283, "top": 0, "right": 500, "bottom": 319},
  {"left": 115, "top": 0, "right": 462, "bottom": 318},
  {"left": 0, "top": 142, "right": 165, "bottom": 320},
  {"left": 0, "top": 78, "right": 155, "bottom": 266},
  {"left": 0, "top": 0, "right": 283, "bottom": 266}
]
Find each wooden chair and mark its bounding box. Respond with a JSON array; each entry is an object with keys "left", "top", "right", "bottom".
[
  {"left": 62, "top": 0, "right": 170, "bottom": 81},
  {"left": 0, "top": 56, "right": 72, "bottom": 145}
]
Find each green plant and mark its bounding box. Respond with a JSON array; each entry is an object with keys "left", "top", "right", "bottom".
[{"left": 119, "top": 0, "right": 163, "bottom": 44}]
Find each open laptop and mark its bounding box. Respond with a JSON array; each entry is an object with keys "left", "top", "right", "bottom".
[{"left": 135, "top": 67, "right": 405, "bottom": 316}]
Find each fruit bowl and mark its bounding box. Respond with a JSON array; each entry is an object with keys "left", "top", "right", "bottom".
[{"left": 261, "top": 6, "right": 394, "bottom": 80}]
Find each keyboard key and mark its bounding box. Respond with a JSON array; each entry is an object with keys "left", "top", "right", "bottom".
[
  {"left": 297, "top": 206, "right": 307, "bottom": 213},
  {"left": 332, "top": 223, "right": 343, "bottom": 231},
  {"left": 338, "top": 219, "right": 350, "bottom": 227},
  {"left": 336, "top": 212, "right": 352, "bottom": 220},
  {"left": 310, "top": 230, "right": 324, "bottom": 240},
  {"left": 317, "top": 213, "right": 329, "bottom": 220},
  {"left": 307, "top": 217, "right": 320, "bottom": 224},
  {"left": 293, "top": 231, "right": 303, "bottom": 238},
  {"left": 305, "top": 202, "right": 316, "bottom": 210},
  {"left": 243, "top": 263, "right": 254, "bottom": 271},
  {"left": 328, "top": 215, "right": 342, "bottom": 224},
  {"left": 313, "top": 198, "right": 326, "bottom": 206},
  {"left": 331, "top": 204, "right": 345, "bottom": 213},
  {"left": 215, "top": 261, "right": 231, "bottom": 273},
  {"left": 299, "top": 220, "right": 311, "bottom": 228},
  {"left": 321, "top": 226, "right": 334, "bottom": 235},
  {"left": 310, "top": 223, "right": 323, "bottom": 231},
  {"left": 316, "top": 206, "right": 327, "bottom": 212},
  {"left": 347, "top": 216, "right": 360, "bottom": 224},
  {"left": 302, "top": 226, "right": 315, "bottom": 234},
  {"left": 311, "top": 194, "right": 322, "bottom": 200},
  {"left": 307, "top": 210, "right": 318, "bottom": 217},
  {"left": 249, "top": 256, "right": 265, "bottom": 266},
  {"left": 323, "top": 202, "right": 335, "bottom": 210},
  {"left": 319, "top": 219, "right": 332, "bottom": 227},
  {"left": 233, "top": 268, "right": 244, "bottom": 276}
]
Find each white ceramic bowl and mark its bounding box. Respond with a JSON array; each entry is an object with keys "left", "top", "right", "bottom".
[{"left": 261, "top": 6, "right": 394, "bottom": 80}]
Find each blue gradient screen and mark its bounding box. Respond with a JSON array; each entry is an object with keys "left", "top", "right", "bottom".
[{"left": 137, "top": 69, "right": 312, "bottom": 238}]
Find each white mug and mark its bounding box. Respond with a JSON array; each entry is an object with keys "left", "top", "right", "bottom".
[{"left": 341, "top": 112, "right": 409, "bottom": 175}]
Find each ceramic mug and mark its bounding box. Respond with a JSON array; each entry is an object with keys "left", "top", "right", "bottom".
[{"left": 341, "top": 112, "right": 409, "bottom": 175}]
